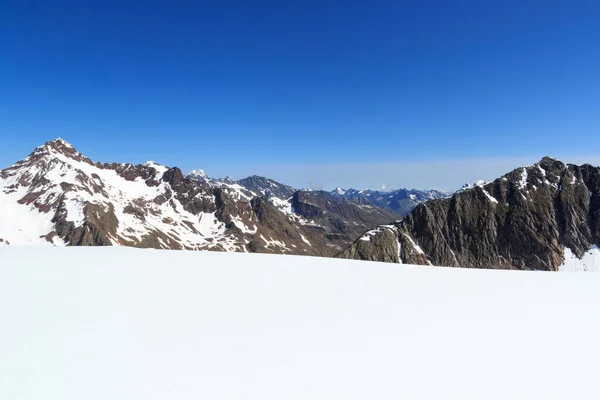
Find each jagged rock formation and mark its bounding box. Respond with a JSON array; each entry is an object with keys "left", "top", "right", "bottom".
[{"left": 338, "top": 157, "right": 600, "bottom": 271}]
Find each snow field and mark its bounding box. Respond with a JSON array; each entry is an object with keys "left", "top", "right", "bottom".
[{"left": 1, "top": 247, "right": 600, "bottom": 399}]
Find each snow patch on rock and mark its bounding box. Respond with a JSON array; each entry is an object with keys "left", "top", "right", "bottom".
[{"left": 560, "top": 245, "right": 600, "bottom": 272}]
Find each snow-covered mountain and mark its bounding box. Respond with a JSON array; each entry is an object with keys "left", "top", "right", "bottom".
[
  {"left": 0, "top": 139, "right": 315, "bottom": 253},
  {"left": 0, "top": 139, "right": 398, "bottom": 255}
]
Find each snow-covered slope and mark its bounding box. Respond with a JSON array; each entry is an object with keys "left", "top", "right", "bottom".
[
  {"left": 560, "top": 245, "right": 600, "bottom": 271},
  {"left": 1, "top": 246, "right": 599, "bottom": 399}
]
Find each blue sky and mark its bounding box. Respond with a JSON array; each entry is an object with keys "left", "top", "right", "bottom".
[{"left": 1, "top": 0, "right": 599, "bottom": 190}]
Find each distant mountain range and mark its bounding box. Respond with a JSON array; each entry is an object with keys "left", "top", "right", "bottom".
[{"left": 329, "top": 187, "right": 448, "bottom": 216}]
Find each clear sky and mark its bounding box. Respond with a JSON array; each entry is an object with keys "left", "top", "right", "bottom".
[{"left": 1, "top": 0, "right": 599, "bottom": 190}]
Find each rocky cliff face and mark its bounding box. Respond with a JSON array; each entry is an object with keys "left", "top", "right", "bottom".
[{"left": 338, "top": 157, "right": 600, "bottom": 271}]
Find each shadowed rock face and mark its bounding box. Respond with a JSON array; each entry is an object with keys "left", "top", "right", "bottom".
[
  {"left": 338, "top": 157, "right": 600, "bottom": 271},
  {"left": 53, "top": 203, "right": 118, "bottom": 246}
]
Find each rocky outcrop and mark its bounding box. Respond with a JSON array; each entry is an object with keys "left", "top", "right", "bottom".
[
  {"left": 336, "top": 226, "right": 401, "bottom": 263},
  {"left": 338, "top": 157, "right": 600, "bottom": 271},
  {"left": 53, "top": 203, "right": 118, "bottom": 246}
]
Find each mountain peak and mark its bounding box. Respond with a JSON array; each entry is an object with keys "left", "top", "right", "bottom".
[
  {"left": 50, "top": 137, "right": 73, "bottom": 147},
  {"left": 188, "top": 169, "right": 208, "bottom": 179},
  {"left": 44, "top": 137, "right": 76, "bottom": 153},
  {"left": 18, "top": 138, "right": 95, "bottom": 169},
  {"left": 31, "top": 137, "right": 78, "bottom": 156},
  {"left": 537, "top": 155, "right": 564, "bottom": 166}
]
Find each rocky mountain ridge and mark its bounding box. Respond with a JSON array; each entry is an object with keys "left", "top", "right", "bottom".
[{"left": 338, "top": 157, "right": 600, "bottom": 271}]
